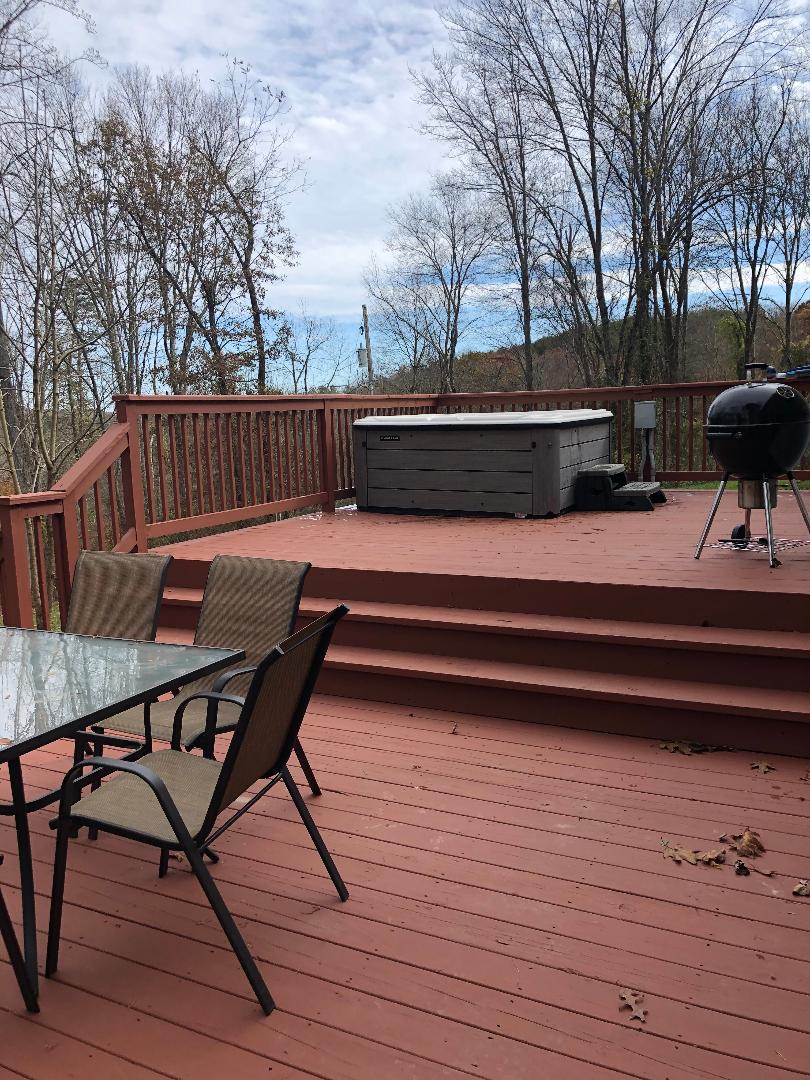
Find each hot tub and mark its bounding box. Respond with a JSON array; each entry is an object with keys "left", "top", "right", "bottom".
[{"left": 353, "top": 409, "right": 613, "bottom": 517}]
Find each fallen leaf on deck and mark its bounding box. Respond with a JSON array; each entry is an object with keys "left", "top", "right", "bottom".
[
  {"left": 619, "top": 988, "right": 647, "bottom": 1022},
  {"left": 800, "top": 772, "right": 810, "bottom": 783},
  {"left": 661, "top": 840, "right": 725, "bottom": 867},
  {"left": 658, "top": 741, "right": 731, "bottom": 755},
  {"left": 725, "top": 827, "right": 766, "bottom": 858},
  {"left": 694, "top": 849, "right": 726, "bottom": 867},
  {"left": 661, "top": 840, "right": 698, "bottom": 865},
  {"left": 792, "top": 880, "right": 810, "bottom": 896},
  {"left": 750, "top": 761, "right": 775, "bottom": 775}
]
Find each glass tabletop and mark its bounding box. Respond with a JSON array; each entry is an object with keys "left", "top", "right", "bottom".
[{"left": 0, "top": 627, "right": 242, "bottom": 762}]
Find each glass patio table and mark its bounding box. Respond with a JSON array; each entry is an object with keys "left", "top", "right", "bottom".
[{"left": 0, "top": 627, "right": 242, "bottom": 1008}]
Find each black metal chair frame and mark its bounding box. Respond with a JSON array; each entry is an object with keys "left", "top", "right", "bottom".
[{"left": 47, "top": 606, "right": 349, "bottom": 1015}]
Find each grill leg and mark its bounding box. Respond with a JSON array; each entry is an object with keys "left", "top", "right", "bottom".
[
  {"left": 694, "top": 473, "right": 729, "bottom": 559},
  {"left": 787, "top": 472, "right": 810, "bottom": 536},
  {"left": 762, "top": 479, "right": 780, "bottom": 569}
]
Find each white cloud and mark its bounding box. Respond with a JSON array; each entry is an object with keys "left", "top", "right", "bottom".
[{"left": 44, "top": 0, "right": 451, "bottom": 324}]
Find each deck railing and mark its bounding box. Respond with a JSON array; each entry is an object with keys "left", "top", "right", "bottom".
[{"left": 1, "top": 378, "right": 808, "bottom": 628}]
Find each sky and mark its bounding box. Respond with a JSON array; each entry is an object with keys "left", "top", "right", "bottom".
[{"left": 45, "top": 0, "right": 451, "bottom": 382}]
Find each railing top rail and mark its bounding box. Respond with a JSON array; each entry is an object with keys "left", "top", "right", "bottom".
[
  {"left": 113, "top": 376, "right": 810, "bottom": 415},
  {"left": 51, "top": 422, "right": 129, "bottom": 497}
]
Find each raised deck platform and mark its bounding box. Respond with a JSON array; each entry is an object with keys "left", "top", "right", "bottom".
[
  {"left": 2, "top": 697, "right": 810, "bottom": 1077},
  {"left": 156, "top": 490, "right": 810, "bottom": 755}
]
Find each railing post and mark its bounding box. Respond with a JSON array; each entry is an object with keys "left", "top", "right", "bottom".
[
  {"left": 318, "top": 402, "right": 337, "bottom": 513},
  {"left": 116, "top": 398, "right": 148, "bottom": 551},
  {"left": 0, "top": 501, "right": 33, "bottom": 628}
]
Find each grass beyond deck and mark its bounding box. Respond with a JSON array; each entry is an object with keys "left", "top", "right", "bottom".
[{"left": 1, "top": 695, "right": 809, "bottom": 1078}]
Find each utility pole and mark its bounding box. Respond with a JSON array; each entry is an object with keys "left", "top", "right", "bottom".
[{"left": 362, "top": 304, "right": 373, "bottom": 392}]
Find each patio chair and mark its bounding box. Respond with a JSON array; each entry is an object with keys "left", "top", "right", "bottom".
[
  {"left": 65, "top": 550, "right": 172, "bottom": 641},
  {"left": 87, "top": 555, "right": 321, "bottom": 793},
  {"left": 0, "top": 857, "right": 38, "bottom": 1013},
  {"left": 46, "top": 606, "right": 349, "bottom": 1016}
]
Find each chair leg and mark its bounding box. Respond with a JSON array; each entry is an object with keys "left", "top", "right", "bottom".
[
  {"left": 293, "top": 739, "right": 321, "bottom": 796},
  {"left": 0, "top": 886, "right": 38, "bottom": 1012},
  {"left": 158, "top": 848, "right": 170, "bottom": 878},
  {"left": 181, "top": 837, "right": 274, "bottom": 1014},
  {"left": 281, "top": 767, "right": 348, "bottom": 901},
  {"left": 45, "top": 820, "right": 71, "bottom": 978}
]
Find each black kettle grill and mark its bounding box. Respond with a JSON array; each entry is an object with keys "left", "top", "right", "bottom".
[{"left": 694, "top": 363, "right": 810, "bottom": 567}]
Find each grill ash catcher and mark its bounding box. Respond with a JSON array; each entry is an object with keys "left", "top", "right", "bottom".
[{"left": 694, "top": 362, "right": 810, "bottom": 568}]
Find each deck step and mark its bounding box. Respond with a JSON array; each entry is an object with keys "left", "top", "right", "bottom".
[
  {"left": 158, "top": 589, "right": 810, "bottom": 691},
  {"left": 316, "top": 644, "right": 810, "bottom": 753}
]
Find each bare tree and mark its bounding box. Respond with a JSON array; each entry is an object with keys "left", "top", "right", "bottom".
[
  {"left": 417, "top": 42, "right": 544, "bottom": 388},
  {"left": 384, "top": 173, "right": 495, "bottom": 392},
  {"left": 278, "top": 305, "right": 349, "bottom": 393},
  {"left": 706, "top": 83, "right": 791, "bottom": 372}
]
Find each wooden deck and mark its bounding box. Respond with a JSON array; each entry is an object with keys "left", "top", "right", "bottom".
[
  {"left": 156, "top": 490, "right": 810, "bottom": 754},
  {"left": 2, "top": 694, "right": 810, "bottom": 1078},
  {"left": 158, "top": 488, "right": 810, "bottom": 627}
]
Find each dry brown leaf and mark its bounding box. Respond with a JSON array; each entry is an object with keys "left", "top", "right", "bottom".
[
  {"left": 727, "top": 827, "right": 766, "bottom": 858},
  {"left": 658, "top": 741, "right": 730, "bottom": 755},
  {"left": 793, "top": 880, "right": 810, "bottom": 896},
  {"left": 662, "top": 838, "right": 726, "bottom": 867},
  {"left": 694, "top": 849, "right": 726, "bottom": 868},
  {"left": 619, "top": 988, "right": 647, "bottom": 1022},
  {"left": 662, "top": 841, "right": 698, "bottom": 865},
  {"left": 750, "top": 761, "right": 775, "bottom": 775},
  {"left": 659, "top": 741, "right": 693, "bottom": 755}
]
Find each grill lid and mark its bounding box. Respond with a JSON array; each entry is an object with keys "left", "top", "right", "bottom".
[{"left": 707, "top": 380, "right": 810, "bottom": 429}]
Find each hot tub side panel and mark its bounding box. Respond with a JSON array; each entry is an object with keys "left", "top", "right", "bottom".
[{"left": 354, "top": 424, "right": 533, "bottom": 514}]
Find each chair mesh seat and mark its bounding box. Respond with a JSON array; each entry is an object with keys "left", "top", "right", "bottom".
[
  {"left": 106, "top": 696, "right": 242, "bottom": 746},
  {"left": 73, "top": 750, "right": 221, "bottom": 844}
]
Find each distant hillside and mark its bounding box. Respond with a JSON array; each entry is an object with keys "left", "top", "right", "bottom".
[{"left": 372, "top": 305, "right": 806, "bottom": 393}]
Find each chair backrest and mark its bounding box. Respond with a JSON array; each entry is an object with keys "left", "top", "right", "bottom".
[
  {"left": 206, "top": 606, "right": 347, "bottom": 823},
  {"left": 65, "top": 552, "right": 172, "bottom": 640},
  {"left": 185, "top": 555, "right": 310, "bottom": 698}
]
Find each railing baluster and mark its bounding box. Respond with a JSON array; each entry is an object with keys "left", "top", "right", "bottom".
[
  {"left": 287, "top": 412, "right": 295, "bottom": 496},
  {"left": 291, "top": 410, "right": 302, "bottom": 497},
  {"left": 215, "top": 414, "right": 227, "bottom": 510},
  {"left": 192, "top": 414, "right": 204, "bottom": 516},
  {"left": 226, "top": 415, "right": 238, "bottom": 508},
  {"left": 78, "top": 496, "right": 90, "bottom": 550},
  {"left": 688, "top": 396, "right": 694, "bottom": 472},
  {"left": 257, "top": 413, "right": 266, "bottom": 503},
  {"left": 141, "top": 415, "right": 155, "bottom": 524},
  {"left": 272, "top": 412, "right": 282, "bottom": 502},
  {"left": 179, "top": 415, "right": 193, "bottom": 518},
  {"left": 661, "top": 398, "right": 668, "bottom": 472},
  {"left": 701, "top": 396, "right": 708, "bottom": 471},
  {"left": 674, "top": 395, "right": 681, "bottom": 472},
  {"left": 32, "top": 517, "right": 50, "bottom": 630},
  {"left": 236, "top": 413, "right": 248, "bottom": 506},
  {"left": 154, "top": 416, "right": 169, "bottom": 522},
  {"left": 106, "top": 467, "right": 120, "bottom": 546},
  {"left": 266, "top": 414, "right": 277, "bottom": 502},
  {"left": 246, "top": 414, "right": 257, "bottom": 505},
  {"left": 168, "top": 416, "right": 181, "bottom": 519},
  {"left": 202, "top": 414, "right": 215, "bottom": 514},
  {"left": 92, "top": 481, "right": 104, "bottom": 549}
]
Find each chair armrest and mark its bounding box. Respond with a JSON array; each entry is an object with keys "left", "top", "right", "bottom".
[
  {"left": 172, "top": 691, "right": 244, "bottom": 750},
  {"left": 54, "top": 756, "right": 200, "bottom": 847},
  {"left": 211, "top": 667, "right": 257, "bottom": 694}
]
